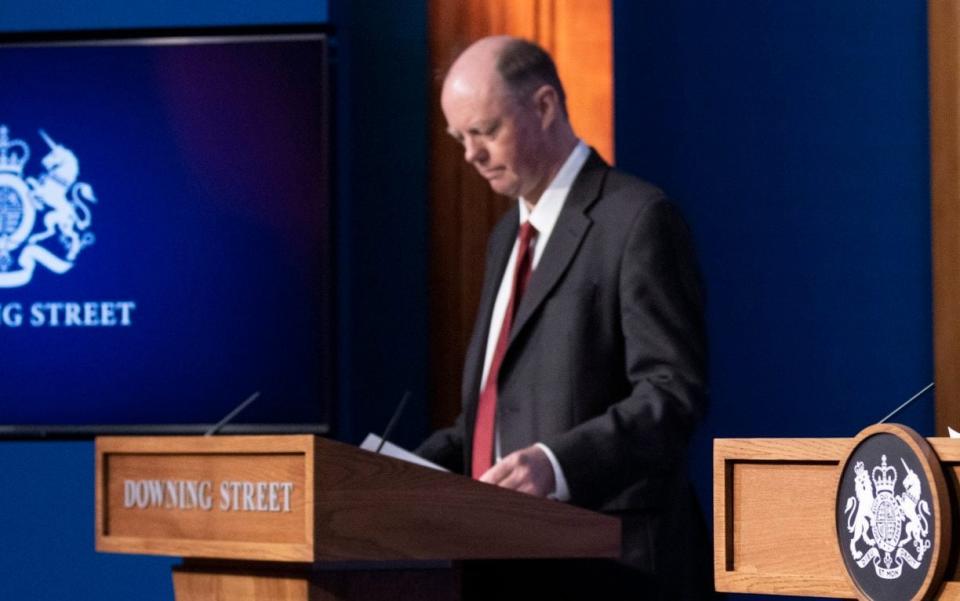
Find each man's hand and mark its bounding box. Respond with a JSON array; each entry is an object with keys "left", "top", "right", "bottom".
[{"left": 479, "top": 444, "right": 555, "bottom": 497}]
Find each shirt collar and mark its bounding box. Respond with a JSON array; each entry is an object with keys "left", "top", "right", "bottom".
[{"left": 518, "top": 140, "right": 590, "bottom": 236}]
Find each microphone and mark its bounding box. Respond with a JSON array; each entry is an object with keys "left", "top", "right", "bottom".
[
  {"left": 376, "top": 390, "right": 411, "bottom": 453},
  {"left": 205, "top": 391, "right": 261, "bottom": 436},
  {"left": 877, "top": 382, "right": 934, "bottom": 424}
]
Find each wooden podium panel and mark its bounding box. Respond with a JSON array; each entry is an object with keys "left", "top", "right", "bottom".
[
  {"left": 927, "top": 439, "right": 960, "bottom": 600},
  {"left": 96, "top": 435, "right": 621, "bottom": 601},
  {"left": 716, "top": 436, "right": 960, "bottom": 600},
  {"left": 98, "top": 435, "right": 620, "bottom": 563},
  {"left": 715, "top": 438, "right": 856, "bottom": 598},
  {"left": 171, "top": 561, "right": 461, "bottom": 601},
  {"left": 97, "top": 435, "right": 316, "bottom": 561},
  {"left": 306, "top": 434, "right": 619, "bottom": 562}
]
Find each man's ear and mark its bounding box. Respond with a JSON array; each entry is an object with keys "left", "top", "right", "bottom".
[{"left": 532, "top": 85, "right": 562, "bottom": 130}]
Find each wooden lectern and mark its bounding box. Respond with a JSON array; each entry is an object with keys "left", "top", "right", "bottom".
[
  {"left": 95, "top": 435, "right": 620, "bottom": 600},
  {"left": 714, "top": 428, "right": 960, "bottom": 600}
]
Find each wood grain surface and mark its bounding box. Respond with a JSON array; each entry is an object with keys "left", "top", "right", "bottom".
[
  {"left": 173, "top": 561, "right": 460, "bottom": 601},
  {"left": 97, "top": 435, "right": 315, "bottom": 562},
  {"left": 930, "top": 0, "right": 960, "bottom": 437},
  {"left": 310, "top": 435, "right": 620, "bottom": 561},
  {"left": 96, "top": 435, "right": 620, "bottom": 564},
  {"left": 715, "top": 435, "right": 960, "bottom": 599},
  {"left": 714, "top": 438, "right": 856, "bottom": 598}
]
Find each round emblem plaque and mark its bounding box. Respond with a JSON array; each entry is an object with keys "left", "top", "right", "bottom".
[{"left": 835, "top": 424, "right": 950, "bottom": 601}]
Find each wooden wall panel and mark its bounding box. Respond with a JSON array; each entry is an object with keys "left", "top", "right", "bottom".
[
  {"left": 427, "top": 1, "right": 613, "bottom": 428},
  {"left": 930, "top": 1, "right": 960, "bottom": 434},
  {"left": 552, "top": 1, "right": 614, "bottom": 164}
]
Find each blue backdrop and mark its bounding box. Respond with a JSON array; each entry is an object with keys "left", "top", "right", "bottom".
[{"left": 614, "top": 2, "right": 932, "bottom": 599}]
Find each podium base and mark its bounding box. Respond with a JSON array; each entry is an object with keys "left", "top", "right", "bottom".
[{"left": 173, "top": 560, "right": 461, "bottom": 601}]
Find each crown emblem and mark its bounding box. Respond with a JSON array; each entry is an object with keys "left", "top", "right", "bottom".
[
  {"left": 0, "top": 125, "right": 30, "bottom": 176},
  {"left": 871, "top": 454, "right": 898, "bottom": 493}
]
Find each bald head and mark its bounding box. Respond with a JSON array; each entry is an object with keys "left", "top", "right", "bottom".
[
  {"left": 441, "top": 36, "right": 577, "bottom": 204},
  {"left": 444, "top": 36, "right": 567, "bottom": 116}
]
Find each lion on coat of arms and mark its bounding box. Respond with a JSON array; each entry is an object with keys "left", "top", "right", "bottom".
[{"left": 845, "top": 460, "right": 875, "bottom": 559}]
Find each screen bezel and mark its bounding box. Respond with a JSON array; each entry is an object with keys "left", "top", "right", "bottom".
[{"left": 0, "top": 24, "right": 335, "bottom": 439}]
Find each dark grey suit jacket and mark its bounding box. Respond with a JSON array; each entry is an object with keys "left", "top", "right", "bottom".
[{"left": 418, "top": 151, "right": 711, "bottom": 595}]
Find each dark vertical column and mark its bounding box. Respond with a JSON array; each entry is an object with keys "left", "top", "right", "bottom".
[{"left": 330, "top": 0, "right": 430, "bottom": 446}]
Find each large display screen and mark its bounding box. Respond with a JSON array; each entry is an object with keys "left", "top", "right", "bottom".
[{"left": 0, "top": 28, "right": 332, "bottom": 434}]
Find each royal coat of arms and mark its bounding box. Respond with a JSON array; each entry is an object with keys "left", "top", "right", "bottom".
[
  {"left": 0, "top": 125, "right": 97, "bottom": 288},
  {"left": 843, "top": 454, "right": 932, "bottom": 580}
]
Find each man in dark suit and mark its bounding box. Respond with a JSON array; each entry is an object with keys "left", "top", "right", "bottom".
[{"left": 417, "top": 36, "right": 711, "bottom": 598}]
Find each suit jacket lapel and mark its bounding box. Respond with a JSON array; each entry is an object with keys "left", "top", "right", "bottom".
[{"left": 509, "top": 151, "right": 608, "bottom": 346}]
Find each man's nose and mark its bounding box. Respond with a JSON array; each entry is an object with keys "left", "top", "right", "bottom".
[{"left": 464, "top": 138, "right": 487, "bottom": 164}]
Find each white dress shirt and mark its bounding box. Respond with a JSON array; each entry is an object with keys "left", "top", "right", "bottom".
[{"left": 480, "top": 140, "right": 590, "bottom": 501}]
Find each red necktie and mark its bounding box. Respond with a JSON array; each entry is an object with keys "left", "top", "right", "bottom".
[{"left": 472, "top": 220, "right": 538, "bottom": 478}]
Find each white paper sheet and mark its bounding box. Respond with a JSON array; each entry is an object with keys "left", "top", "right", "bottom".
[{"left": 360, "top": 433, "right": 449, "bottom": 472}]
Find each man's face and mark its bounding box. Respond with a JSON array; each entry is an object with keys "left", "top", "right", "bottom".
[{"left": 442, "top": 75, "right": 546, "bottom": 199}]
